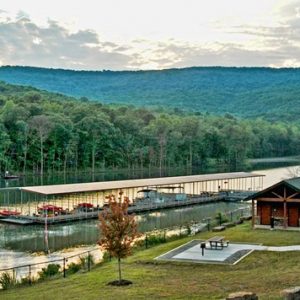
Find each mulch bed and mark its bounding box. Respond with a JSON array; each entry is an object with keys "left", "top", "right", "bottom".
[{"left": 108, "top": 279, "right": 133, "bottom": 286}]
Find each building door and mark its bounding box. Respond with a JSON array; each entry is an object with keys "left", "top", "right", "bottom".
[
  {"left": 288, "top": 205, "right": 299, "bottom": 227},
  {"left": 261, "top": 204, "right": 271, "bottom": 225}
]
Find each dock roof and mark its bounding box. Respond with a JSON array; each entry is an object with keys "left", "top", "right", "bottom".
[
  {"left": 20, "top": 172, "right": 263, "bottom": 196},
  {"left": 245, "top": 176, "right": 300, "bottom": 200}
]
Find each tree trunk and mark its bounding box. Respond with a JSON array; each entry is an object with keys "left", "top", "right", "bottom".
[
  {"left": 118, "top": 258, "right": 122, "bottom": 283},
  {"left": 64, "top": 154, "right": 67, "bottom": 175},
  {"left": 23, "top": 147, "right": 27, "bottom": 174},
  {"left": 40, "top": 135, "right": 44, "bottom": 176},
  {"left": 189, "top": 143, "right": 193, "bottom": 168},
  {"left": 92, "top": 146, "right": 95, "bottom": 175},
  {"left": 64, "top": 154, "right": 67, "bottom": 184},
  {"left": 75, "top": 148, "right": 78, "bottom": 173},
  {"left": 159, "top": 137, "right": 164, "bottom": 177}
]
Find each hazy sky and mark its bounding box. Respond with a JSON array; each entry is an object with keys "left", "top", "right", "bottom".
[{"left": 0, "top": 0, "right": 299, "bottom": 70}]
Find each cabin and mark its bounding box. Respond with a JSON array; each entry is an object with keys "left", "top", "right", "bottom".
[{"left": 249, "top": 177, "right": 300, "bottom": 229}]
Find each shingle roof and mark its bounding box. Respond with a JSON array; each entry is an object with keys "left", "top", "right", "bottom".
[{"left": 284, "top": 177, "right": 300, "bottom": 191}]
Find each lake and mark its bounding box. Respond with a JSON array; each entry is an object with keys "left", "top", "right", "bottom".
[{"left": 0, "top": 161, "right": 299, "bottom": 270}]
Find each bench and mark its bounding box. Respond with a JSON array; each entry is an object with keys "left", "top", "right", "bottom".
[{"left": 206, "top": 236, "right": 229, "bottom": 250}]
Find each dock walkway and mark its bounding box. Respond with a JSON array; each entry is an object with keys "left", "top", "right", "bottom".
[
  {"left": 0, "top": 192, "right": 253, "bottom": 225},
  {"left": 1, "top": 194, "right": 223, "bottom": 225}
]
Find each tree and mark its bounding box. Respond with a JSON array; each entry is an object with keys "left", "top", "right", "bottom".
[
  {"left": 99, "top": 192, "right": 140, "bottom": 286},
  {"left": 29, "top": 115, "right": 53, "bottom": 176},
  {"left": 76, "top": 114, "right": 114, "bottom": 174}
]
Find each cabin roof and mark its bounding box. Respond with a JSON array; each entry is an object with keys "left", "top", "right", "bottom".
[
  {"left": 284, "top": 177, "right": 300, "bottom": 190},
  {"left": 20, "top": 172, "right": 263, "bottom": 196}
]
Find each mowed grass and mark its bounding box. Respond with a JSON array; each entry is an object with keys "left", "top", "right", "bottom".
[{"left": 3, "top": 222, "right": 300, "bottom": 300}]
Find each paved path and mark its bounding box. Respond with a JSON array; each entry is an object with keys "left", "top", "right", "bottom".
[
  {"left": 246, "top": 245, "right": 300, "bottom": 251},
  {"left": 264, "top": 245, "right": 300, "bottom": 251}
]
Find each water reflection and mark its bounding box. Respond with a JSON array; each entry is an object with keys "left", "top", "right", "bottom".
[
  {"left": 0, "top": 160, "right": 298, "bottom": 270},
  {"left": 2, "top": 157, "right": 292, "bottom": 189},
  {"left": 0, "top": 202, "right": 247, "bottom": 253}
]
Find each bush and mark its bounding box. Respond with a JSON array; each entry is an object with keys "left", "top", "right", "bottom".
[
  {"left": 19, "top": 275, "right": 36, "bottom": 285},
  {"left": 186, "top": 224, "right": 192, "bottom": 235},
  {"left": 38, "top": 264, "right": 61, "bottom": 280},
  {"left": 102, "top": 251, "right": 112, "bottom": 263},
  {"left": 66, "top": 262, "right": 81, "bottom": 275},
  {"left": 145, "top": 233, "right": 167, "bottom": 247},
  {"left": 0, "top": 272, "right": 17, "bottom": 290},
  {"left": 78, "top": 254, "right": 95, "bottom": 269},
  {"left": 215, "top": 212, "right": 229, "bottom": 225}
]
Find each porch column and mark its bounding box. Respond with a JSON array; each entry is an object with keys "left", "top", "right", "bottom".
[
  {"left": 251, "top": 199, "right": 255, "bottom": 228},
  {"left": 283, "top": 200, "right": 287, "bottom": 228}
]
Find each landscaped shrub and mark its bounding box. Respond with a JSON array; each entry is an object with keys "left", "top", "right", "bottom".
[
  {"left": 38, "top": 264, "right": 61, "bottom": 280},
  {"left": 0, "top": 272, "right": 17, "bottom": 290},
  {"left": 102, "top": 251, "right": 112, "bottom": 262},
  {"left": 215, "top": 212, "right": 229, "bottom": 225},
  {"left": 66, "top": 262, "right": 81, "bottom": 275},
  {"left": 146, "top": 233, "right": 167, "bottom": 247},
  {"left": 186, "top": 224, "right": 192, "bottom": 235},
  {"left": 19, "top": 275, "right": 36, "bottom": 285},
  {"left": 78, "top": 254, "right": 95, "bottom": 269}
]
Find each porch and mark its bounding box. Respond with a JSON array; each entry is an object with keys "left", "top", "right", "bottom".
[{"left": 249, "top": 177, "right": 300, "bottom": 230}]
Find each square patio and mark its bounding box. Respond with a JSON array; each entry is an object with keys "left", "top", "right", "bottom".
[{"left": 156, "top": 240, "right": 265, "bottom": 265}]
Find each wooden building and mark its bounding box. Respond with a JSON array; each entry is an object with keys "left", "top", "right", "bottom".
[{"left": 250, "top": 177, "right": 300, "bottom": 229}]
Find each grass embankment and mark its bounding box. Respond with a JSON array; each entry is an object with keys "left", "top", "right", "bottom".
[{"left": 3, "top": 222, "right": 300, "bottom": 300}]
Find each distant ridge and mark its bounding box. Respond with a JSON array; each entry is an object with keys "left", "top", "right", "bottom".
[{"left": 1, "top": 65, "right": 300, "bottom": 120}]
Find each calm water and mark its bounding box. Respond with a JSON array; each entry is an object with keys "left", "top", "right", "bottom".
[
  {"left": 0, "top": 202, "right": 246, "bottom": 253},
  {"left": 0, "top": 160, "right": 299, "bottom": 269},
  {"left": 0, "top": 201, "right": 246, "bottom": 269}
]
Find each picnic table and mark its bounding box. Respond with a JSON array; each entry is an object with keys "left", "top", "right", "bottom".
[{"left": 206, "top": 236, "right": 229, "bottom": 250}]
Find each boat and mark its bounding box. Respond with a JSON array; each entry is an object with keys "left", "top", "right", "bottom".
[
  {"left": 77, "top": 202, "right": 94, "bottom": 208},
  {"left": 37, "top": 204, "right": 64, "bottom": 215},
  {"left": 2, "top": 171, "right": 19, "bottom": 180},
  {"left": 75, "top": 202, "right": 94, "bottom": 212},
  {"left": 0, "top": 210, "right": 21, "bottom": 216},
  {"left": 3, "top": 175, "right": 19, "bottom": 180}
]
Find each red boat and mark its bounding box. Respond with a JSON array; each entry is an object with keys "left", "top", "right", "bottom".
[
  {"left": 0, "top": 210, "right": 21, "bottom": 216},
  {"left": 77, "top": 203, "right": 94, "bottom": 208},
  {"left": 38, "top": 205, "right": 63, "bottom": 213}
]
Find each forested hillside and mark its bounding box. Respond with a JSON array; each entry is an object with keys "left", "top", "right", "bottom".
[
  {"left": 0, "top": 81, "right": 300, "bottom": 175},
  {"left": 1, "top": 66, "right": 300, "bottom": 121}
]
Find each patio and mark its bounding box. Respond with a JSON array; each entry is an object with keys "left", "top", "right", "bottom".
[{"left": 156, "top": 240, "right": 265, "bottom": 265}]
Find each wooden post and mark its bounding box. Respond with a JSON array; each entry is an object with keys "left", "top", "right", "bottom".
[
  {"left": 284, "top": 201, "right": 287, "bottom": 228},
  {"left": 284, "top": 187, "right": 287, "bottom": 229},
  {"left": 63, "top": 257, "right": 66, "bottom": 278}
]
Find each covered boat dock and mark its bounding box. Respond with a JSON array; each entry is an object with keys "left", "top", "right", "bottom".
[{"left": 0, "top": 172, "right": 264, "bottom": 224}]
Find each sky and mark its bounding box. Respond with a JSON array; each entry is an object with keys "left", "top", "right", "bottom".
[{"left": 0, "top": 0, "right": 300, "bottom": 70}]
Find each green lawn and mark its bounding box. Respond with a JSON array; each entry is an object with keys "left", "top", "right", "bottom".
[{"left": 2, "top": 222, "right": 300, "bottom": 300}]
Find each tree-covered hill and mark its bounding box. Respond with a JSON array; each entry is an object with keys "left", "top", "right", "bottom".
[
  {"left": 0, "top": 80, "right": 300, "bottom": 175},
  {"left": 0, "top": 66, "right": 300, "bottom": 121}
]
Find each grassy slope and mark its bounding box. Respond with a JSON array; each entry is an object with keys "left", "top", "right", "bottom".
[{"left": 3, "top": 222, "right": 300, "bottom": 300}]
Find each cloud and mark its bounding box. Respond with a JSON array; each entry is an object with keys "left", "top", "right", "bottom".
[
  {"left": 0, "top": 16, "right": 131, "bottom": 70},
  {"left": 225, "top": 1, "right": 300, "bottom": 67},
  {"left": 1, "top": 4, "right": 300, "bottom": 70}
]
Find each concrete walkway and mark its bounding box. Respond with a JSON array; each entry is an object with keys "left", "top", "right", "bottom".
[{"left": 264, "top": 245, "right": 300, "bottom": 251}]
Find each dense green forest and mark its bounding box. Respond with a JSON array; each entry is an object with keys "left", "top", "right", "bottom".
[
  {"left": 0, "top": 66, "right": 300, "bottom": 121},
  {"left": 0, "top": 80, "right": 300, "bottom": 175}
]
